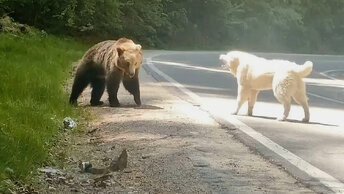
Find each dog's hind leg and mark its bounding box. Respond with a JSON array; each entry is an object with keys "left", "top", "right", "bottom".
[
  {"left": 292, "top": 86, "right": 310, "bottom": 122},
  {"left": 275, "top": 96, "right": 291, "bottom": 121},
  {"left": 248, "top": 90, "right": 259, "bottom": 116},
  {"left": 233, "top": 87, "right": 249, "bottom": 115}
]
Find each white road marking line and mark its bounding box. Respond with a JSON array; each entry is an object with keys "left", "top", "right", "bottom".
[
  {"left": 146, "top": 58, "right": 344, "bottom": 194},
  {"left": 320, "top": 69, "right": 344, "bottom": 81},
  {"left": 308, "top": 92, "right": 344, "bottom": 105},
  {"left": 304, "top": 78, "right": 344, "bottom": 88},
  {"left": 152, "top": 60, "right": 228, "bottom": 73},
  {"left": 147, "top": 59, "right": 202, "bottom": 102},
  {"left": 153, "top": 60, "right": 344, "bottom": 105},
  {"left": 320, "top": 72, "right": 339, "bottom": 81},
  {"left": 255, "top": 52, "right": 344, "bottom": 58}
]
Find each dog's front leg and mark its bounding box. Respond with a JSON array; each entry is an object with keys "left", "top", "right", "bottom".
[
  {"left": 248, "top": 90, "right": 259, "bottom": 116},
  {"left": 232, "top": 86, "right": 249, "bottom": 115}
]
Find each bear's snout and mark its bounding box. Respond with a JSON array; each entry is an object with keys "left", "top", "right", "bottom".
[{"left": 129, "top": 72, "right": 135, "bottom": 78}]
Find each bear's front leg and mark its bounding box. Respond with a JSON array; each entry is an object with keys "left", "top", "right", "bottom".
[
  {"left": 106, "top": 70, "right": 122, "bottom": 107},
  {"left": 123, "top": 73, "right": 141, "bottom": 106}
]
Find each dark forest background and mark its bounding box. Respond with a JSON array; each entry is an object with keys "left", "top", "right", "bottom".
[{"left": 1, "top": 0, "right": 344, "bottom": 53}]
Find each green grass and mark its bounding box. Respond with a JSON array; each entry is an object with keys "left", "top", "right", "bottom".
[{"left": 0, "top": 33, "right": 87, "bottom": 184}]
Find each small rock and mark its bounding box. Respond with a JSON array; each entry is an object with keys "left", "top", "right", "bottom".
[
  {"left": 102, "top": 157, "right": 111, "bottom": 162},
  {"left": 45, "top": 178, "right": 53, "bottom": 184},
  {"left": 193, "top": 163, "right": 209, "bottom": 168},
  {"left": 65, "top": 179, "right": 75, "bottom": 186},
  {"left": 94, "top": 181, "right": 107, "bottom": 188},
  {"left": 94, "top": 174, "right": 113, "bottom": 183},
  {"left": 81, "top": 179, "right": 91, "bottom": 186},
  {"left": 124, "top": 169, "right": 132, "bottom": 173},
  {"left": 70, "top": 188, "right": 79, "bottom": 192},
  {"left": 58, "top": 176, "right": 66, "bottom": 184},
  {"left": 109, "top": 149, "right": 128, "bottom": 171},
  {"left": 63, "top": 117, "right": 77, "bottom": 130},
  {"left": 87, "top": 127, "right": 99, "bottom": 134},
  {"left": 48, "top": 186, "right": 56, "bottom": 191}
]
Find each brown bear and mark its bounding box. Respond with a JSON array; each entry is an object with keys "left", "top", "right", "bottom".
[{"left": 69, "top": 38, "right": 143, "bottom": 107}]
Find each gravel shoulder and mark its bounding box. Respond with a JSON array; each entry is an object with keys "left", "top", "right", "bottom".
[{"left": 34, "top": 63, "right": 315, "bottom": 193}]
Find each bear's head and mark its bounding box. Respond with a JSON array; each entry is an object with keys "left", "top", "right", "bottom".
[{"left": 116, "top": 40, "right": 143, "bottom": 78}]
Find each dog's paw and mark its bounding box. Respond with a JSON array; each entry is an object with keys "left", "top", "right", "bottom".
[
  {"left": 276, "top": 116, "right": 286, "bottom": 121},
  {"left": 302, "top": 118, "right": 309, "bottom": 123}
]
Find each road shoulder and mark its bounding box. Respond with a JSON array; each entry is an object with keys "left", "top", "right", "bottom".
[{"left": 34, "top": 65, "right": 314, "bottom": 193}]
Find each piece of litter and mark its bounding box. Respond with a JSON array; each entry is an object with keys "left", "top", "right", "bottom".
[
  {"left": 5, "top": 167, "right": 14, "bottom": 175},
  {"left": 63, "top": 117, "right": 77, "bottom": 129},
  {"left": 79, "top": 161, "right": 93, "bottom": 173},
  {"left": 39, "top": 167, "right": 65, "bottom": 177}
]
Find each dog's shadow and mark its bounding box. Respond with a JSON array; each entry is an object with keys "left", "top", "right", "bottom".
[{"left": 249, "top": 115, "right": 338, "bottom": 127}]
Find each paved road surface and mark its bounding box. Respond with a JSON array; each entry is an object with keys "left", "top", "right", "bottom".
[{"left": 144, "top": 50, "right": 344, "bottom": 193}]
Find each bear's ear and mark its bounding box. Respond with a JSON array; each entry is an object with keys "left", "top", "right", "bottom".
[
  {"left": 136, "top": 44, "right": 142, "bottom": 50},
  {"left": 117, "top": 47, "right": 124, "bottom": 56}
]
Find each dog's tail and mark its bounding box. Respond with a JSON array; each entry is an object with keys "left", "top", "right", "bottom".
[{"left": 296, "top": 61, "right": 313, "bottom": 77}]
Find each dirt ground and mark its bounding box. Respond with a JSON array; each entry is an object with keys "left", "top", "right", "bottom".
[{"left": 33, "top": 66, "right": 315, "bottom": 193}]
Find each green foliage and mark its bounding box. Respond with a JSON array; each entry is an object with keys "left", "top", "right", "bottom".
[
  {"left": 0, "top": 33, "right": 86, "bottom": 183},
  {"left": 1, "top": 1, "right": 344, "bottom": 52}
]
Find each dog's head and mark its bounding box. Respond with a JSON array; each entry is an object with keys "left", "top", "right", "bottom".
[{"left": 219, "top": 53, "right": 239, "bottom": 76}]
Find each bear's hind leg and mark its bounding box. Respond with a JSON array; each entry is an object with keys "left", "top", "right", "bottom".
[
  {"left": 90, "top": 77, "right": 105, "bottom": 106},
  {"left": 123, "top": 74, "right": 141, "bottom": 106},
  {"left": 107, "top": 70, "right": 122, "bottom": 107},
  {"left": 69, "top": 68, "right": 91, "bottom": 105}
]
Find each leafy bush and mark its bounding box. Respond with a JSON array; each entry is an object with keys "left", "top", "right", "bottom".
[{"left": 1, "top": 0, "right": 344, "bottom": 53}]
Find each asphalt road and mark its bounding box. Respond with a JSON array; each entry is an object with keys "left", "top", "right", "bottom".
[{"left": 144, "top": 50, "right": 344, "bottom": 193}]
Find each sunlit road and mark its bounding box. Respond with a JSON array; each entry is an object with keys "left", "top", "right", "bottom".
[{"left": 143, "top": 51, "right": 344, "bottom": 193}]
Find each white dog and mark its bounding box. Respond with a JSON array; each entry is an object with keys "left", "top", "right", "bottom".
[{"left": 220, "top": 51, "right": 313, "bottom": 122}]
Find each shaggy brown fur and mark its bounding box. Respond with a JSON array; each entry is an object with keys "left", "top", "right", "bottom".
[{"left": 69, "top": 38, "right": 143, "bottom": 107}]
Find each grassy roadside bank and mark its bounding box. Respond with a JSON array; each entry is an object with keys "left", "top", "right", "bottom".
[{"left": 0, "top": 33, "right": 87, "bottom": 189}]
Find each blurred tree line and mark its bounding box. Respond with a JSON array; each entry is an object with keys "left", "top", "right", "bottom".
[{"left": 1, "top": 0, "right": 344, "bottom": 53}]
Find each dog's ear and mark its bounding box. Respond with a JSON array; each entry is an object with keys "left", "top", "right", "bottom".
[
  {"left": 219, "top": 54, "right": 228, "bottom": 62},
  {"left": 231, "top": 57, "right": 240, "bottom": 68}
]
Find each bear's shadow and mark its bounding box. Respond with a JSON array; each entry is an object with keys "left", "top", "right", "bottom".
[
  {"left": 134, "top": 104, "right": 163, "bottom": 110},
  {"left": 86, "top": 104, "right": 163, "bottom": 110}
]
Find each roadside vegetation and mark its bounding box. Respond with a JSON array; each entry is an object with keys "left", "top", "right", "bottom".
[
  {"left": 1, "top": 0, "right": 344, "bottom": 53},
  {"left": 0, "top": 31, "right": 87, "bottom": 190}
]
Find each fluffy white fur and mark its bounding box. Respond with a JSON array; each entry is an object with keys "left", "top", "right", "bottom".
[{"left": 220, "top": 51, "right": 313, "bottom": 122}]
